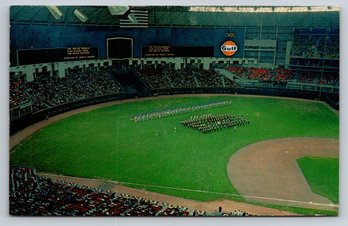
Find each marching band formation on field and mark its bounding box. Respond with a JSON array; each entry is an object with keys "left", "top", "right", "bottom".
[
  {"left": 181, "top": 113, "right": 250, "bottom": 134},
  {"left": 130, "top": 100, "right": 232, "bottom": 122}
]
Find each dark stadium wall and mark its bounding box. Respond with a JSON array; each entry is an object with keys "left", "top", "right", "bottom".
[{"left": 10, "top": 25, "right": 245, "bottom": 66}]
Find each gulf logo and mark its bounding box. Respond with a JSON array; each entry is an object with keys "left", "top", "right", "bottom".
[{"left": 221, "top": 40, "right": 238, "bottom": 57}]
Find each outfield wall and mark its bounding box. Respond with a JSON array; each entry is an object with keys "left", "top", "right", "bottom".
[{"left": 10, "top": 87, "right": 338, "bottom": 135}]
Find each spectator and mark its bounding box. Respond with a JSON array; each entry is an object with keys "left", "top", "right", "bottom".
[
  {"left": 10, "top": 67, "right": 122, "bottom": 113},
  {"left": 10, "top": 166, "right": 253, "bottom": 216}
]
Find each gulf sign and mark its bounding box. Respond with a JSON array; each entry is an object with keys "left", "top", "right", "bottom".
[{"left": 221, "top": 40, "right": 238, "bottom": 57}]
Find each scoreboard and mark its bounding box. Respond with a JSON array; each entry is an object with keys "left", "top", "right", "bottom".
[
  {"left": 142, "top": 46, "right": 214, "bottom": 58},
  {"left": 107, "top": 37, "right": 133, "bottom": 59},
  {"left": 17, "top": 47, "right": 99, "bottom": 65}
]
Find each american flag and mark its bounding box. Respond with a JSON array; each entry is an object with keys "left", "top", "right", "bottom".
[{"left": 120, "top": 8, "right": 148, "bottom": 28}]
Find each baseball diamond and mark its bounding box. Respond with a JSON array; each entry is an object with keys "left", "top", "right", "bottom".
[{"left": 10, "top": 95, "right": 339, "bottom": 215}]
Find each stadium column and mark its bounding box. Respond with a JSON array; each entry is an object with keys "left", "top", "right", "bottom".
[{"left": 25, "top": 66, "right": 34, "bottom": 82}]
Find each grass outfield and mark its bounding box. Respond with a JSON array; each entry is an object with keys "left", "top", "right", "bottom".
[
  {"left": 297, "top": 157, "right": 339, "bottom": 203},
  {"left": 10, "top": 96, "right": 339, "bottom": 204}
]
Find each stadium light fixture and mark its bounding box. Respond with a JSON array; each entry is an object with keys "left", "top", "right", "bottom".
[
  {"left": 46, "top": 6, "right": 63, "bottom": 20},
  {"left": 73, "top": 9, "right": 88, "bottom": 22},
  {"left": 107, "top": 6, "right": 129, "bottom": 15}
]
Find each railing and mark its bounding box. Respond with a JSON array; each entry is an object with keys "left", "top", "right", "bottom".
[
  {"left": 10, "top": 100, "right": 33, "bottom": 121},
  {"left": 9, "top": 93, "right": 135, "bottom": 135},
  {"left": 149, "top": 86, "right": 339, "bottom": 110},
  {"left": 236, "top": 79, "right": 339, "bottom": 94}
]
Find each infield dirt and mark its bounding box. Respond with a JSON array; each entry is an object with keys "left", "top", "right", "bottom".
[{"left": 227, "top": 137, "right": 338, "bottom": 211}]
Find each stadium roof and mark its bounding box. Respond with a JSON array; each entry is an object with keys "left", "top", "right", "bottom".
[{"left": 10, "top": 6, "right": 339, "bottom": 28}]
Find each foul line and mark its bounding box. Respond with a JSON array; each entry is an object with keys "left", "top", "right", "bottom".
[{"left": 112, "top": 180, "right": 338, "bottom": 208}]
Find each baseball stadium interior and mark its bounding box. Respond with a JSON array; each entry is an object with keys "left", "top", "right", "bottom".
[{"left": 9, "top": 6, "right": 339, "bottom": 216}]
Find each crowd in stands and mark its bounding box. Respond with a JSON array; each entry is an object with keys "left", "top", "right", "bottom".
[
  {"left": 10, "top": 68, "right": 121, "bottom": 112},
  {"left": 292, "top": 35, "right": 339, "bottom": 59},
  {"left": 290, "top": 71, "right": 339, "bottom": 86},
  {"left": 226, "top": 66, "right": 245, "bottom": 77},
  {"left": 10, "top": 79, "right": 31, "bottom": 109},
  {"left": 248, "top": 68, "right": 271, "bottom": 81},
  {"left": 165, "top": 68, "right": 197, "bottom": 88},
  {"left": 10, "top": 64, "right": 232, "bottom": 118},
  {"left": 137, "top": 66, "right": 224, "bottom": 89},
  {"left": 227, "top": 66, "right": 288, "bottom": 81},
  {"left": 10, "top": 166, "right": 190, "bottom": 216},
  {"left": 273, "top": 68, "right": 292, "bottom": 82},
  {"left": 227, "top": 66, "right": 339, "bottom": 85},
  {"left": 290, "top": 71, "right": 318, "bottom": 84},
  {"left": 10, "top": 166, "right": 252, "bottom": 217},
  {"left": 227, "top": 66, "right": 273, "bottom": 81},
  {"left": 30, "top": 68, "right": 121, "bottom": 111},
  {"left": 194, "top": 69, "right": 223, "bottom": 87},
  {"left": 137, "top": 65, "right": 172, "bottom": 89},
  {"left": 223, "top": 77, "right": 238, "bottom": 87},
  {"left": 321, "top": 72, "right": 340, "bottom": 86},
  {"left": 10, "top": 63, "right": 338, "bottom": 118}
]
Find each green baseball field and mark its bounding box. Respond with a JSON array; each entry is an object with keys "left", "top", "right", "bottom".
[{"left": 10, "top": 95, "right": 339, "bottom": 215}]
